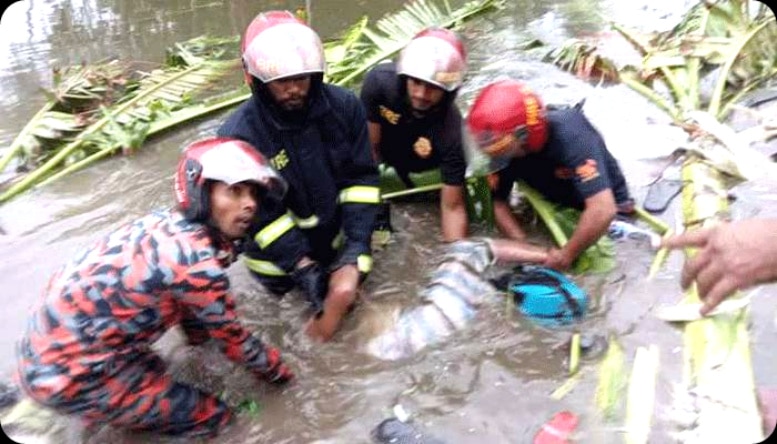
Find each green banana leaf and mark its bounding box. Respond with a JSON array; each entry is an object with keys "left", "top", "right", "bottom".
[
  {"left": 1, "top": 1, "right": 504, "bottom": 203},
  {"left": 0, "top": 37, "right": 241, "bottom": 203},
  {"left": 378, "top": 164, "right": 496, "bottom": 228},
  {"left": 595, "top": 335, "right": 626, "bottom": 421},
  {"left": 325, "top": 0, "right": 506, "bottom": 87},
  {"left": 519, "top": 183, "right": 616, "bottom": 275},
  {"left": 548, "top": 0, "right": 776, "bottom": 122}
]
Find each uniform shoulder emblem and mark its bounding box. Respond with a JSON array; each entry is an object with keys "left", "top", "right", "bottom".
[
  {"left": 270, "top": 149, "right": 289, "bottom": 171},
  {"left": 379, "top": 105, "right": 401, "bottom": 125},
  {"left": 575, "top": 159, "right": 600, "bottom": 182},
  {"left": 413, "top": 137, "right": 433, "bottom": 159}
]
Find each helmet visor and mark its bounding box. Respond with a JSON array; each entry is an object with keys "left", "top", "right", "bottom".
[{"left": 473, "top": 131, "right": 526, "bottom": 173}]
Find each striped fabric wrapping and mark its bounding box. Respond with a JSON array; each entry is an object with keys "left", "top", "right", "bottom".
[{"left": 365, "top": 240, "right": 498, "bottom": 361}]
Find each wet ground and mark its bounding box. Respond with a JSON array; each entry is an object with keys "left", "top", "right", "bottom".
[{"left": 1, "top": 1, "right": 776, "bottom": 443}]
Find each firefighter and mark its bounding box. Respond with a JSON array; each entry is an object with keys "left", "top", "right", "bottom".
[
  {"left": 361, "top": 27, "right": 469, "bottom": 242},
  {"left": 218, "top": 11, "right": 381, "bottom": 341},
  {"left": 466, "top": 79, "right": 635, "bottom": 271},
  {"left": 16, "top": 137, "right": 294, "bottom": 437}
]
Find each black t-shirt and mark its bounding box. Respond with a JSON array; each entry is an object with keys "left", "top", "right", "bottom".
[
  {"left": 360, "top": 62, "right": 466, "bottom": 186},
  {"left": 494, "top": 107, "right": 631, "bottom": 210}
]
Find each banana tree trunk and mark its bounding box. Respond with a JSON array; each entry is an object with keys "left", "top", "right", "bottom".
[{"left": 677, "top": 155, "right": 763, "bottom": 442}]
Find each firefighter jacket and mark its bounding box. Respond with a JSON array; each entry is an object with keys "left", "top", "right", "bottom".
[{"left": 218, "top": 84, "right": 380, "bottom": 278}]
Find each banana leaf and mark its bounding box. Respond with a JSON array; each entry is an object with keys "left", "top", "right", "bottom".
[
  {"left": 625, "top": 345, "right": 659, "bottom": 444},
  {"left": 595, "top": 335, "right": 626, "bottom": 420},
  {"left": 549, "top": 1, "right": 776, "bottom": 123},
  {"left": 675, "top": 155, "right": 763, "bottom": 442},
  {"left": 377, "top": 165, "right": 496, "bottom": 228},
  {"left": 1, "top": 1, "right": 503, "bottom": 203},
  {"left": 0, "top": 37, "right": 241, "bottom": 203},
  {"left": 519, "top": 183, "right": 616, "bottom": 275},
  {"left": 0, "top": 60, "right": 133, "bottom": 175},
  {"left": 324, "top": 0, "right": 506, "bottom": 88},
  {"left": 542, "top": 39, "right": 620, "bottom": 84}
]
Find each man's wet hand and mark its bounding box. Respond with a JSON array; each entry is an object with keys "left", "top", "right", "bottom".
[{"left": 543, "top": 248, "right": 572, "bottom": 271}]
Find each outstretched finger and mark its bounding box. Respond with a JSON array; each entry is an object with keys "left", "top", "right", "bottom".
[
  {"left": 662, "top": 227, "right": 712, "bottom": 250},
  {"left": 699, "top": 276, "right": 740, "bottom": 316},
  {"left": 681, "top": 249, "right": 711, "bottom": 289}
]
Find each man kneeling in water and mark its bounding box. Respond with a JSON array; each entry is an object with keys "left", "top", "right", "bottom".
[
  {"left": 15, "top": 138, "right": 294, "bottom": 438},
  {"left": 365, "top": 238, "right": 548, "bottom": 360}
]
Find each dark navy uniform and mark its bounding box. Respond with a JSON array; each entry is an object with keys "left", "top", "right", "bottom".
[
  {"left": 360, "top": 62, "right": 467, "bottom": 188},
  {"left": 218, "top": 83, "right": 380, "bottom": 294},
  {"left": 493, "top": 106, "right": 632, "bottom": 209}
]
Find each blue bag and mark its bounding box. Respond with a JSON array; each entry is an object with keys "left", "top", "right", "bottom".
[{"left": 508, "top": 266, "right": 588, "bottom": 326}]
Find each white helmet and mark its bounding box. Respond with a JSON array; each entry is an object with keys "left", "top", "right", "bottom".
[
  {"left": 398, "top": 28, "right": 467, "bottom": 92},
  {"left": 174, "top": 137, "right": 287, "bottom": 221},
  {"left": 241, "top": 10, "right": 325, "bottom": 84}
]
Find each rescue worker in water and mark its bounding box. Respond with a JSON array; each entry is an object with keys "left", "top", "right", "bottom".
[
  {"left": 218, "top": 11, "right": 381, "bottom": 342},
  {"left": 466, "top": 79, "right": 635, "bottom": 271},
  {"left": 16, "top": 137, "right": 294, "bottom": 438},
  {"left": 360, "top": 27, "right": 470, "bottom": 242}
]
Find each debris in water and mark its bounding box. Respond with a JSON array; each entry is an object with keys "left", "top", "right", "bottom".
[
  {"left": 533, "top": 411, "right": 579, "bottom": 444},
  {"left": 394, "top": 403, "right": 411, "bottom": 423},
  {"left": 655, "top": 296, "right": 751, "bottom": 322},
  {"left": 371, "top": 418, "right": 445, "bottom": 444}
]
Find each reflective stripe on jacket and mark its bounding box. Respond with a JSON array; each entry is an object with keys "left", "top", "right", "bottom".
[{"left": 219, "top": 83, "right": 380, "bottom": 276}]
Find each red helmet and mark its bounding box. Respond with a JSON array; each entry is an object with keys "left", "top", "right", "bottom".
[
  {"left": 174, "top": 137, "right": 287, "bottom": 222},
  {"left": 466, "top": 80, "right": 548, "bottom": 171},
  {"left": 397, "top": 27, "right": 467, "bottom": 92},
  {"left": 241, "top": 10, "right": 325, "bottom": 85}
]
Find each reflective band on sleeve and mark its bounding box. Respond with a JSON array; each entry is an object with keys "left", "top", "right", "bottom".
[
  {"left": 243, "top": 256, "right": 287, "bottom": 276},
  {"left": 339, "top": 186, "right": 381, "bottom": 204},
  {"left": 254, "top": 212, "right": 296, "bottom": 249},
  {"left": 292, "top": 213, "right": 319, "bottom": 229},
  {"left": 331, "top": 231, "right": 344, "bottom": 250},
  {"left": 357, "top": 254, "right": 373, "bottom": 273}
]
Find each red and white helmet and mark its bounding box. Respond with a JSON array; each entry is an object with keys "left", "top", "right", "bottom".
[
  {"left": 174, "top": 137, "right": 287, "bottom": 222},
  {"left": 397, "top": 27, "right": 467, "bottom": 92},
  {"left": 241, "top": 10, "right": 325, "bottom": 84},
  {"left": 466, "top": 80, "right": 548, "bottom": 172}
]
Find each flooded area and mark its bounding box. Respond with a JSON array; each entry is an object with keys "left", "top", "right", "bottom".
[{"left": 1, "top": 0, "right": 776, "bottom": 442}]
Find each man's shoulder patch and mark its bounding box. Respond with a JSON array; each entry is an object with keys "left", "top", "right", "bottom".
[{"left": 575, "top": 159, "right": 600, "bottom": 183}]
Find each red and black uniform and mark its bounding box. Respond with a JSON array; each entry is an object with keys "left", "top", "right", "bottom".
[
  {"left": 492, "top": 106, "right": 632, "bottom": 209},
  {"left": 218, "top": 82, "right": 380, "bottom": 298},
  {"left": 360, "top": 62, "right": 467, "bottom": 188},
  {"left": 16, "top": 210, "right": 289, "bottom": 437}
]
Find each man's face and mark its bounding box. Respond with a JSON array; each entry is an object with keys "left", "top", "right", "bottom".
[
  {"left": 266, "top": 75, "right": 312, "bottom": 111},
  {"left": 406, "top": 77, "right": 445, "bottom": 114},
  {"left": 479, "top": 133, "right": 529, "bottom": 172},
  {"left": 209, "top": 181, "right": 258, "bottom": 239}
]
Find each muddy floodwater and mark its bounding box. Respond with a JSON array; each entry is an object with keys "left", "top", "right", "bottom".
[{"left": 1, "top": 1, "right": 776, "bottom": 442}]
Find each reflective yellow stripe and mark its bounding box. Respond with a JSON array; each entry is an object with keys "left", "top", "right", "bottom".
[
  {"left": 242, "top": 257, "right": 287, "bottom": 276},
  {"left": 331, "top": 231, "right": 344, "bottom": 250},
  {"left": 292, "top": 213, "right": 319, "bottom": 229},
  {"left": 254, "top": 212, "right": 296, "bottom": 249},
  {"left": 357, "top": 254, "right": 373, "bottom": 273},
  {"left": 339, "top": 186, "right": 381, "bottom": 204}
]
